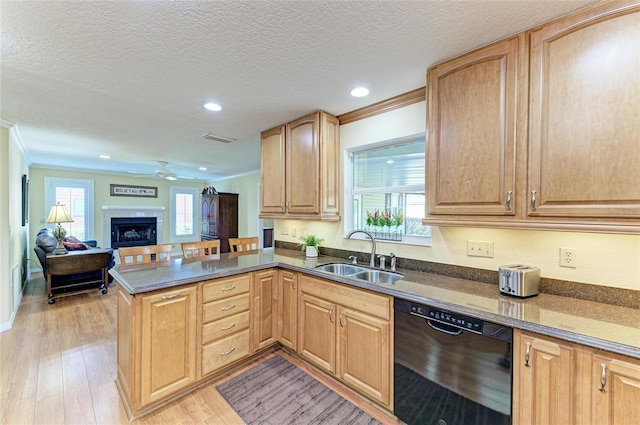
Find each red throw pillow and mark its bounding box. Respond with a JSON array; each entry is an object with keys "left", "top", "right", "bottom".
[{"left": 62, "top": 236, "right": 91, "bottom": 251}]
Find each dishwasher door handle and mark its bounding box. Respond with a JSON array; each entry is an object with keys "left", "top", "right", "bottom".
[{"left": 427, "top": 319, "right": 463, "bottom": 336}]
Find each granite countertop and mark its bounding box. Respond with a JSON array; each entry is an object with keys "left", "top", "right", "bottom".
[{"left": 110, "top": 248, "right": 640, "bottom": 360}]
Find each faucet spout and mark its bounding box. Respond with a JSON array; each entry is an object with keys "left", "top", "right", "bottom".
[{"left": 346, "top": 230, "right": 376, "bottom": 268}]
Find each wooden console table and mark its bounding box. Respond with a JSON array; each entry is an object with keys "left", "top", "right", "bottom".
[{"left": 46, "top": 249, "right": 111, "bottom": 304}]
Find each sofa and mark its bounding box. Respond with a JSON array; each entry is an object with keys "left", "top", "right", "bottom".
[{"left": 34, "top": 228, "right": 115, "bottom": 304}]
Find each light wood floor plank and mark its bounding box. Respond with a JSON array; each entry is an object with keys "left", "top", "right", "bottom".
[{"left": 2, "top": 275, "right": 400, "bottom": 425}]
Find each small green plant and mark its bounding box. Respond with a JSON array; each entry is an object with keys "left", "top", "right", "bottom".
[{"left": 299, "top": 234, "right": 324, "bottom": 251}]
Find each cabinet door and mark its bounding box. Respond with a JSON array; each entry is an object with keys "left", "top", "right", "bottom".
[
  {"left": 338, "top": 307, "right": 391, "bottom": 407},
  {"left": 140, "top": 285, "right": 197, "bottom": 407},
  {"left": 260, "top": 125, "right": 286, "bottom": 215},
  {"left": 426, "top": 35, "right": 521, "bottom": 216},
  {"left": 252, "top": 269, "right": 278, "bottom": 351},
  {"left": 278, "top": 270, "right": 298, "bottom": 350},
  {"left": 286, "top": 112, "right": 320, "bottom": 215},
  {"left": 590, "top": 352, "right": 640, "bottom": 425},
  {"left": 528, "top": 2, "right": 640, "bottom": 220},
  {"left": 513, "top": 331, "right": 576, "bottom": 425},
  {"left": 298, "top": 293, "right": 336, "bottom": 373}
]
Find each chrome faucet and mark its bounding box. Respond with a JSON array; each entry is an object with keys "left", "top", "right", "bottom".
[
  {"left": 389, "top": 252, "right": 397, "bottom": 271},
  {"left": 346, "top": 230, "right": 376, "bottom": 268}
]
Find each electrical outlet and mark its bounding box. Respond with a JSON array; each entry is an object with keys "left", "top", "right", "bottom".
[
  {"left": 560, "top": 248, "right": 577, "bottom": 268},
  {"left": 281, "top": 227, "right": 289, "bottom": 236},
  {"left": 467, "top": 240, "right": 494, "bottom": 258},
  {"left": 291, "top": 227, "right": 297, "bottom": 237}
]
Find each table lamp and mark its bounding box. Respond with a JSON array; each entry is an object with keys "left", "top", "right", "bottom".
[{"left": 46, "top": 202, "right": 74, "bottom": 255}]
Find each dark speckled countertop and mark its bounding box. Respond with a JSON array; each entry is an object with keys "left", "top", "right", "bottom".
[{"left": 110, "top": 248, "right": 640, "bottom": 360}]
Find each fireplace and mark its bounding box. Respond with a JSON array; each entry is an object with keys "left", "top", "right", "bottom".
[{"left": 111, "top": 217, "right": 157, "bottom": 248}]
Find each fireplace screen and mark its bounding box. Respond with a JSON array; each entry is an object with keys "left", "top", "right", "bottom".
[{"left": 111, "top": 217, "right": 157, "bottom": 248}]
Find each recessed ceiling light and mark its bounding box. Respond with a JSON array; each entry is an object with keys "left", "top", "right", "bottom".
[
  {"left": 350, "top": 87, "right": 370, "bottom": 98},
  {"left": 99, "top": 155, "right": 111, "bottom": 159},
  {"left": 199, "top": 167, "right": 207, "bottom": 171},
  {"left": 204, "top": 103, "right": 222, "bottom": 111},
  {"left": 386, "top": 160, "right": 394, "bottom": 164}
]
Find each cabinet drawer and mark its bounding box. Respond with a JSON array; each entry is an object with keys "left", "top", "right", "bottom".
[
  {"left": 299, "top": 274, "right": 391, "bottom": 320},
  {"left": 202, "top": 310, "right": 250, "bottom": 344},
  {"left": 202, "top": 274, "right": 251, "bottom": 302},
  {"left": 202, "top": 329, "right": 250, "bottom": 376},
  {"left": 203, "top": 293, "right": 250, "bottom": 323}
]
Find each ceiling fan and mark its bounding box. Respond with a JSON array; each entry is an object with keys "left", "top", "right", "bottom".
[{"left": 131, "top": 161, "right": 186, "bottom": 181}]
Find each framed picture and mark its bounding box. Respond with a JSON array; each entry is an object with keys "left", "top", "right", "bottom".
[
  {"left": 110, "top": 184, "right": 158, "bottom": 198},
  {"left": 21, "top": 174, "right": 29, "bottom": 226}
]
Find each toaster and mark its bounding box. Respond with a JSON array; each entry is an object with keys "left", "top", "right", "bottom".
[{"left": 499, "top": 265, "right": 540, "bottom": 298}]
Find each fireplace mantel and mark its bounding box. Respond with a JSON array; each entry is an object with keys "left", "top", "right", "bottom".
[{"left": 102, "top": 206, "right": 165, "bottom": 248}]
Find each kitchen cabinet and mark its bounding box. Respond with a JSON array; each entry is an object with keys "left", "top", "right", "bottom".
[
  {"left": 277, "top": 270, "right": 298, "bottom": 350},
  {"left": 513, "top": 331, "right": 577, "bottom": 425},
  {"left": 423, "top": 1, "right": 640, "bottom": 233},
  {"left": 252, "top": 269, "right": 278, "bottom": 351},
  {"left": 259, "top": 110, "right": 340, "bottom": 221},
  {"left": 514, "top": 329, "right": 640, "bottom": 425},
  {"left": 201, "top": 191, "right": 238, "bottom": 253},
  {"left": 116, "top": 284, "right": 197, "bottom": 413},
  {"left": 297, "top": 273, "right": 393, "bottom": 408},
  {"left": 200, "top": 274, "right": 251, "bottom": 376}
]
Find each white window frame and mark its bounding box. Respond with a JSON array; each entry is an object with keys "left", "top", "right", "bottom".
[
  {"left": 343, "top": 133, "right": 431, "bottom": 246},
  {"left": 44, "top": 177, "right": 95, "bottom": 240},
  {"left": 169, "top": 186, "right": 198, "bottom": 243}
]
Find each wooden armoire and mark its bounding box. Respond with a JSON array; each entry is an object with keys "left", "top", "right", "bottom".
[{"left": 201, "top": 189, "right": 238, "bottom": 253}]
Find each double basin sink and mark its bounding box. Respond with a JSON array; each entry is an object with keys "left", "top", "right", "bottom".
[{"left": 314, "top": 262, "right": 404, "bottom": 284}]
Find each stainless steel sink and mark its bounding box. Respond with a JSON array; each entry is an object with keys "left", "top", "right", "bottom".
[
  {"left": 349, "top": 269, "right": 405, "bottom": 284},
  {"left": 314, "top": 263, "right": 365, "bottom": 275},
  {"left": 314, "top": 262, "right": 404, "bottom": 284}
]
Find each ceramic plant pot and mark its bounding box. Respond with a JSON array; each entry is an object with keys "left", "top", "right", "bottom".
[{"left": 305, "top": 246, "right": 318, "bottom": 257}]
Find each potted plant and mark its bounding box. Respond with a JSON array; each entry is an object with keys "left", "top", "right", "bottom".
[{"left": 300, "top": 234, "right": 324, "bottom": 258}]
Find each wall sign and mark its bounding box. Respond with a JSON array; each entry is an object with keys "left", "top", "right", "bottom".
[{"left": 110, "top": 184, "right": 158, "bottom": 198}]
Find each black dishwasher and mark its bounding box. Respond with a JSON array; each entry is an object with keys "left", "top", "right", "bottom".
[{"left": 394, "top": 298, "right": 512, "bottom": 425}]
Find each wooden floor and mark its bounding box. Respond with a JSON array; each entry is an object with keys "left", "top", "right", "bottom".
[{"left": 0, "top": 275, "right": 400, "bottom": 425}]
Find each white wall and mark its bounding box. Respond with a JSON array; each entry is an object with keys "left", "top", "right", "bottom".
[{"left": 274, "top": 102, "right": 640, "bottom": 292}]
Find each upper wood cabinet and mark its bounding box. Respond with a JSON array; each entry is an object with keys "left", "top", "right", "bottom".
[
  {"left": 260, "top": 110, "right": 340, "bottom": 221},
  {"left": 426, "top": 34, "right": 523, "bottom": 217},
  {"left": 423, "top": 1, "right": 640, "bottom": 234}
]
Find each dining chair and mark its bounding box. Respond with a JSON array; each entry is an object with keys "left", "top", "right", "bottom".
[
  {"left": 181, "top": 240, "right": 221, "bottom": 258},
  {"left": 118, "top": 244, "right": 173, "bottom": 265},
  {"left": 228, "top": 237, "right": 259, "bottom": 252}
]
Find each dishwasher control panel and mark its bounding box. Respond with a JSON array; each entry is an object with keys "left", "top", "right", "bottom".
[{"left": 410, "top": 304, "right": 483, "bottom": 334}]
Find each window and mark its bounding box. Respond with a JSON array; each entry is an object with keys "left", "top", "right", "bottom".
[
  {"left": 345, "top": 134, "right": 431, "bottom": 245},
  {"left": 170, "top": 186, "right": 198, "bottom": 243},
  {"left": 44, "top": 177, "right": 94, "bottom": 240}
]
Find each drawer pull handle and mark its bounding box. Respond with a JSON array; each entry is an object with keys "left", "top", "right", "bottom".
[
  {"left": 221, "top": 322, "right": 236, "bottom": 331},
  {"left": 506, "top": 190, "right": 512, "bottom": 211},
  {"left": 525, "top": 342, "right": 531, "bottom": 367},
  {"left": 292, "top": 275, "right": 297, "bottom": 289},
  {"left": 162, "top": 292, "right": 182, "bottom": 300},
  {"left": 221, "top": 285, "right": 237, "bottom": 292},
  {"left": 339, "top": 310, "right": 345, "bottom": 328},
  {"left": 220, "top": 347, "right": 236, "bottom": 356},
  {"left": 598, "top": 363, "right": 607, "bottom": 393},
  {"left": 221, "top": 304, "right": 236, "bottom": 311},
  {"left": 329, "top": 306, "right": 334, "bottom": 323}
]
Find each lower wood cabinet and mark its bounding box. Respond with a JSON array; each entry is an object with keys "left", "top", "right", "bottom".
[
  {"left": 278, "top": 270, "right": 298, "bottom": 350},
  {"left": 297, "top": 273, "right": 393, "bottom": 408},
  {"left": 514, "top": 329, "right": 640, "bottom": 425},
  {"left": 252, "top": 269, "right": 278, "bottom": 351}
]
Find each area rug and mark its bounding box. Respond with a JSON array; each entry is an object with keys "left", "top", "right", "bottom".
[{"left": 216, "top": 354, "right": 383, "bottom": 425}]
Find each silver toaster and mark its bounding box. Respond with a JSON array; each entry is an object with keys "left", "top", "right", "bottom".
[{"left": 499, "top": 265, "right": 540, "bottom": 298}]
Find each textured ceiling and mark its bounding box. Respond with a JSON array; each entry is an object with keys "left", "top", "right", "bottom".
[{"left": 1, "top": 0, "right": 598, "bottom": 181}]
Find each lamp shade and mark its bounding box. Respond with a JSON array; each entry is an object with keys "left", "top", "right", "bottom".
[{"left": 46, "top": 203, "right": 74, "bottom": 224}]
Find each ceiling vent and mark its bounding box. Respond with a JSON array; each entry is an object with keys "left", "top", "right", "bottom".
[{"left": 202, "top": 133, "right": 236, "bottom": 144}]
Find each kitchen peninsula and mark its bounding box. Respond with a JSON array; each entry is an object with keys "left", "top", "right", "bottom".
[{"left": 111, "top": 248, "right": 640, "bottom": 422}]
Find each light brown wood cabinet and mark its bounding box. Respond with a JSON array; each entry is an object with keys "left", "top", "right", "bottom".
[
  {"left": 252, "top": 269, "right": 279, "bottom": 351},
  {"left": 277, "top": 270, "right": 298, "bottom": 350},
  {"left": 259, "top": 110, "right": 340, "bottom": 221},
  {"left": 116, "top": 284, "right": 197, "bottom": 415},
  {"left": 424, "top": 1, "right": 640, "bottom": 233},
  {"left": 513, "top": 329, "right": 640, "bottom": 425},
  {"left": 297, "top": 273, "right": 393, "bottom": 408}
]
